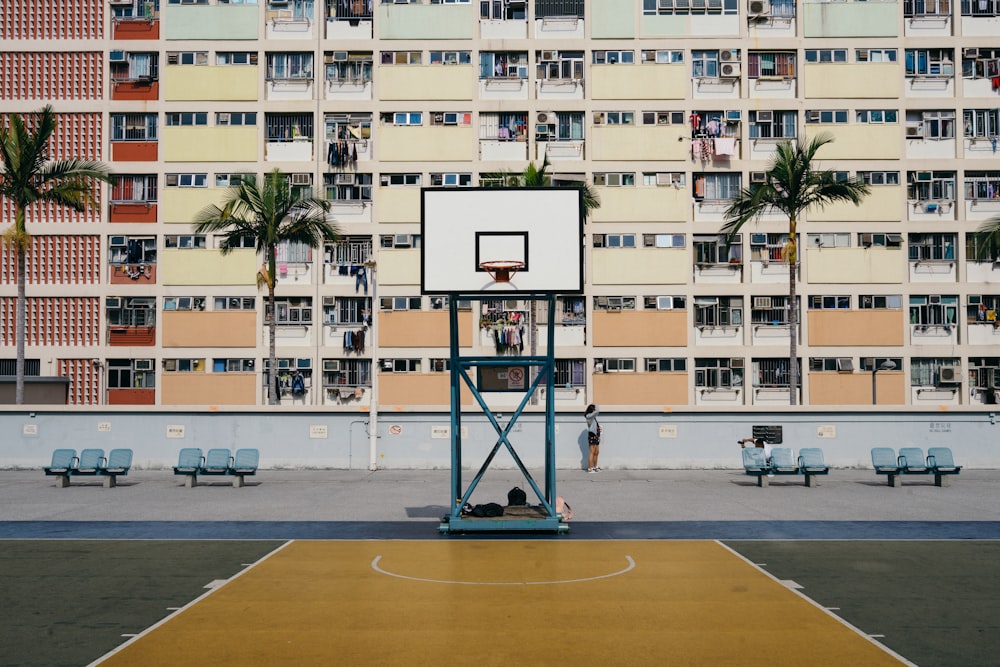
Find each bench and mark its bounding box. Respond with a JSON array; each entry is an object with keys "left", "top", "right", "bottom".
[
  {"left": 43, "top": 448, "right": 133, "bottom": 488},
  {"left": 742, "top": 447, "right": 829, "bottom": 487},
  {"left": 173, "top": 447, "right": 259, "bottom": 488},
  {"left": 871, "top": 447, "right": 961, "bottom": 487}
]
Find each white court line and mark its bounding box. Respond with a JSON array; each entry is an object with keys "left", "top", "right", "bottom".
[{"left": 371, "top": 554, "right": 635, "bottom": 585}]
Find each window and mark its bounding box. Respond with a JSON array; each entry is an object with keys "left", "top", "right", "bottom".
[
  {"left": 858, "top": 233, "right": 903, "bottom": 248},
  {"left": 694, "top": 297, "right": 743, "bottom": 327},
  {"left": 859, "top": 171, "right": 901, "bottom": 186},
  {"left": 749, "top": 110, "right": 797, "bottom": 138},
  {"left": 166, "top": 51, "right": 208, "bottom": 66},
  {"left": 694, "top": 234, "right": 741, "bottom": 265},
  {"left": 643, "top": 0, "right": 739, "bottom": 15},
  {"left": 855, "top": 109, "right": 899, "bottom": 124},
  {"left": 276, "top": 239, "right": 312, "bottom": 264},
  {"left": 909, "top": 234, "right": 957, "bottom": 261},
  {"left": 910, "top": 296, "right": 959, "bottom": 326},
  {"left": 856, "top": 48, "right": 898, "bottom": 63},
  {"left": 964, "top": 108, "right": 1000, "bottom": 139},
  {"left": 599, "top": 358, "right": 636, "bottom": 373},
  {"left": 165, "top": 173, "right": 207, "bottom": 187},
  {"left": 430, "top": 173, "right": 472, "bottom": 186},
  {"left": 593, "top": 172, "right": 635, "bottom": 187},
  {"left": 593, "top": 50, "right": 634, "bottom": 65},
  {"left": 641, "top": 111, "right": 685, "bottom": 126},
  {"left": 804, "top": 49, "right": 847, "bottom": 63},
  {"left": 536, "top": 0, "right": 584, "bottom": 18},
  {"left": 553, "top": 360, "right": 586, "bottom": 386},
  {"left": 213, "top": 359, "right": 255, "bottom": 372},
  {"left": 430, "top": 112, "right": 472, "bottom": 126},
  {"left": 593, "top": 296, "right": 637, "bottom": 311},
  {"left": 752, "top": 358, "right": 798, "bottom": 388},
  {"left": 268, "top": 297, "right": 313, "bottom": 324},
  {"left": 111, "top": 114, "right": 157, "bottom": 141},
  {"left": 861, "top": 357, "right": 902, "bottom": 372},
  {"left": 642, "top": 234, "right": 685, "bottom": 248},
  {"left": 267, "top": 53, "right": 313, "bottom": 80},
  {"left": 747, "top": 52, "right": 796, "bottom": 79},
  {"left": 480, "top": 52, "right": 529, "bottom": 79},
  {"left": 323, "top": 296, "right": 371, "bottom": 324},
  {"left": 481, "top": 0, "right": 526, "bottom": 18},
  {"left": 164, "top": 235, "right": 207, "bottom": 249},
  {"left": 968, "top": 358, "right": 1000, "bottom": 391},
  {"left": 692, "top": 50, "right": 720, "bottom": 78},
  {"left": 479, "top": 112, "right": 528, "bottom": 142},
  {"left": 910, "top": 358, "right": 960, "bottom": 387},
  {"left": 808, "top": 233, "right": 850, "bottom": 248},
  {"left": 110, "top": 52, "right": 159, "bottom": 81},
  {"left": 325, "top": 52, "right": 373, "bottom": 84},
  {"left": 961, "top": 0, "right": 1000, "bottom": 15},
  {"left": 905, "top": 0, "right": 951, "bottom": 16},
  {"left": 379, "top": 173, "right": 421, "bottom": 187},
  {"left": 907, "top": 111, "right": 956, "bottom": 140},
  {"left": 380, "top": 359, "right": 422, "bottom": 373},
  {"left": 112, "top": 0, "right": 161, "bottom": 17},
  {"left": 808, "top": 295, "right": 851, "bottom": 310},
  {"left": 805, "top": 110, "right": 849, "bottom": 124},
  {"left": 593, "top": 111, "right": 635, "bottom": 126},
  {"left": 429, "top": 51, "right": 471, "bottom": 65},
  {"left": 216, "top": 112, "right": 256, "bottom": 126},
  {"left": 962, "top": 47, "right": 1000, "bottom": 78},
  {"left": 643, "top": 172, "right": 686, "bottom": 186},
  {"left": 751, "top": 295, "right": 795, "bottom": 325},
  {"left": 216, "top": 52, "right": 258, "bottom": 66},
  {"left": 266, "top": 113, "right": 314, "bottom": 141},
  {"left": 695, "top": 358, "right": 744, "bottom": 389},
  {"left": 165, "top": 112, "right": 207, "bottom": 126},
  {"left": 905, "top": 49, "right": 955, "bottom": 77},
  {"left": 162, "top": 358, "right": 205, "bottom": 373},
  {"left": 213, "top": 297, "right": 255, "bottom": 310},
  {"left": 323, "top": 359, "right": 371, "bottom": 388},
  {"left": 112, "top": 175, "right": 157, "bottom": 203},
  {"left": 163, "top": 296, "right": 205, "bottom": 311},
  {"left": 645, "top": 358, "right": 686, "bottom": 372},
  {"left": 107, "top": 297, "right": 155, "bottom": 327},
  {"left": 966, "top": 295, "right": 1000, "bottom": 323},
  {"left": 693, "top": 173, "right": 741, "bottom": 201},
  {"left": 216, "top": 235, "right": 255, "bottom": 250},
  {"left": 809, "top": 358, "right": 856, "bottom": 372},
  {"left": 641, "top": 50, "right": 683, "bottom": 64},
  {"left": 324, "top": 172, "right": 373, "bottom": 202},
  {"left": 109, "top": 237, "right": 156, "bottom": 264},
  {"left": 967, "top": 234, "right": 1000, "bottom": 262},
  {"left": 381, "top": 112, "right": 422, "bottom": 126},
  {"left": 380, "top": 51, "right": 422, "bottom": 65},
  {"left": 536, "top": 50, "right": 584, "bottom": 82},
  {"left": 643, "top": 295, "right": 686, "bottom": 309},
  {"left": 380, "top": 296, "right": 422, "bottom": 310},
  {"left": 380, "top": 233, "right": 421, "bottom": 249},
  {"left": 107, "top": 359, "right": 155, "bottom": 389},
  {"left": 750, "top": 233, "right": 794, "bottom": 263},
  {"left": 964, "top": 171, "right": 1000, "bottom": 200},
  {"left": 536, "top": 112, "right": 585, "bottom": 141},
  {"left": 907, "top": 171, "right": 956, "bottom": 201},
  {"left": 325, "top": 238, "right": 372, "bottom": 267},
  {"left": 593, "top": 234, "right": 636, "bottom": 248},
  {"left": 860, "top": 295, "right": 903, "bottom": 309}
]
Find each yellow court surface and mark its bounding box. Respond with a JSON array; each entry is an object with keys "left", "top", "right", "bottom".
[{"left": 100, "top": 540, "right": 903, "bottom": 666}]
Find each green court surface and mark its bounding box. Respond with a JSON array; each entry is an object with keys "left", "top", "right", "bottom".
[{"left": 1, "top": 540, "right": 997, "bottom": 666}]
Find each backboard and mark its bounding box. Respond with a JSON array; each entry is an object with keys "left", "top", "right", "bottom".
[{"left": 421, "top": 187, "right": 584, "bottom": 295}]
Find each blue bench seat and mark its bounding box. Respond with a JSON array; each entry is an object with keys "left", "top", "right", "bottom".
[
  {"left": 871, "top": 447, "right": 961, "bottom": 487},
  {"left": 742, "top": 447, "right": 829, "bottom": 488},
  {"left": 173, "top": 448, "right": 259, "bottom": 488},
  {"left": 44, "top": 448, "right": 133, "bottom": 488}
]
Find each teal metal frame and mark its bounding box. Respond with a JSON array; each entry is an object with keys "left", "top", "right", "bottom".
[{"left": 439, "top": 294, "right": 567, "bottom": 534}]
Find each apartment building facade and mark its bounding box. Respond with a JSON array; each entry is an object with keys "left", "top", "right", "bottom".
[{"left": 2, "top": 0, "right": 1000, "bottom": 410}]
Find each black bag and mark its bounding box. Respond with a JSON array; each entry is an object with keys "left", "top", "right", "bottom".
[
  {"left": 471, "top": 502, "right": 505, "bottom": 518},
  {"left": 507, "top": 486, "right": 527, "bottom": 506}
]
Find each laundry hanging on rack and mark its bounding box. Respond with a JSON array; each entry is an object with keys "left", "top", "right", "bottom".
[{"left": 713, "top": 137, "right": 737, "bottom": 156}]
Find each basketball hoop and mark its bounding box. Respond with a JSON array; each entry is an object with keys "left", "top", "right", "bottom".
[{"left": 480, "top": 260, "right": 525, "bottom": 283}]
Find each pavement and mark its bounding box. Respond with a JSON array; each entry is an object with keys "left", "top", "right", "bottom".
[{"left": 3, "top": 468, "right": 1000, "bottom": 539}]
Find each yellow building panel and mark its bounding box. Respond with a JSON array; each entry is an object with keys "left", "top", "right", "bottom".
[
  {"left": 163, "top": 66, "right": 258, "bottom": 101},
  {"left": 808, "top": 186, "right": 903, "bottom": 222},
  {"left": 377, "top": 187, "right": 421, "bottom": 223},
  {"left": 378, "top": 373, "right": 473, "bottom": 407},
  {"left": 379, "top": 310, "right": 473, "bottom": 348},
  {"left": 593, "top": 372, "right": 688, "bottom": 407},
  {"left": 162, "top": 311, "right": 258, "bottom": 348},
  {"left": 592, "top": 248, "right": 687, "bottom": 285},
  {"left": 161, "top": 188, "right": 228, "bottom": 225},
  {"left": 163, "top": 127, "right": 258, "bottom": 163},
  {"left": 591, "top": 64, "right": 687, "bottom": 100},
  {"left": 378, "top": 126, "right": 474, "bottom": 162},
  {"left": 807, "top": 310, "right": 904, "bottom": 346},
  {"left": 160, "top": 248, "right": 258, "bottom": 286},
  {"left": 805, "top": 247, "right": 904, "bottom": 284},
  {"left": 808, "top": 371, "right": 905, "bottom": 405},
  {"left": 807, "top": 125, "right": 901, "bottom": 160},
  {"left": 378, "top": 66, "right": 473, "bottom": 101},
  {"left": 592, "top": 186, "right": 688, "bottom": 223},
  {"left": 803, "top": 63, "right": 901, "bottom": 99},
  {"left": 377, "top": 248, "right": 421, "bottom": 286},
  {"left": 161, "top": 373, "right": 257, "bottom": 406},
  {"left": 593, "top": 310, "right": 687, "bottom": 347},
  {"left": 591, "top": 125, "right": 689, "bottom": 161}
]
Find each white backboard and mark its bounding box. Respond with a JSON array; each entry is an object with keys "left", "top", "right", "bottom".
[{"left": 421, "top": 187, "right": 584, "bottom": 294}]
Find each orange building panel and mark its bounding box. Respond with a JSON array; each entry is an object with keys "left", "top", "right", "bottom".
[
  {"left": 109, "top": 264, "right": 156, "bottom": 285},
  {"left": 111, "top": 141, "right": 157, "bottom": 162},
  {"left": 162, "top": 312, "right": 257, "bottom": 348},
  {"left": 807, "top": 310, "right": 905, "bottom": 347},
  {"left": 379, "top": 311, "right": 473, "bottom": 348},
  {"left": 112, "top": 19, "right": 160, "bottom": 40},
  {"left": 592, "top": 311, "right": 687, "bottom": 347},
  {"left": 108, "top": 326, "right": 156, "bottom": 347},
  {"left": 808, "top": 371, "right": 905, "bottom": 406},
  {"left": 108, "top": 388, "right": 155, "bottom": 405},
  {"left": 111, "top": 81, "right": 159, "bottom": 101},
  {"left": 593, "top": 372, "right": 689, "bottom": 407},
  {"left": 378, "top": 373, "right": 474, "bottom": 408},
  {"left": 110, "top": 202, "right": 157, "bottom": 223}
]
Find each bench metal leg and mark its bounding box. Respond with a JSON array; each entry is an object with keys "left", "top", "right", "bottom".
[
  {"left": 888, "top": 474, "right": 901, "bottom": 488},
  {"left": 232, "top": 475, "right": 244, "bottom": 488},
  {"left": 103, "top": 475, "right": 117, "bottom": 489},
  {"left": 804, "top": 474, "right": 817, "bottom": 488},
  {"left": 935, "top": 473, "right": 949, "bottom": 488},
  {"left": 757, "top": 475, "right": 769, "bottom": 488},
  {"left": 185, "top": 475, "right": 197, "bottom": 488},
  {"left": 56, "top": 475, "right": 70, "bottom": 488}
]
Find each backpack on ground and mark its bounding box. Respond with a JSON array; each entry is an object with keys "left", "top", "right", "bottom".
[{"left": 507, "top": 486, "right": 527, "bottom": 506}]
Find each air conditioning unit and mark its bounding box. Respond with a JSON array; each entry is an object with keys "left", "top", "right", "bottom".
[
  {"left": 536, "top": 111, "right": 556, "bottom": 124},
  {"left": 906, "top": 125, "right": 924, "bottom": 138},
  {"left": 433, "top": 114, "right": 444, "bottom": 123},
  {"left": 756, "top": 110, "right": 774, "bottom": 123},
  {"left": 657, "top": 296, "right": 674, "bottom": 310},
  {"left": 939, "top": 365, "right": 962, "bottom": 383},
  {"left": 836, "top": 358, "right": 854, "bottom": 373},
  {"left": 290, "top": 173, "right": 312, "bottom": 186},
  {"left": 656, "top": 173, "right": 674, "bottom": 186},
  {"left": 109, "top": 50, "right": 127, "bottom": 63},
  {"left": 593, "top": 113, "right": 604, "bottom": 125},
  {"left": 106, "top": 297, "right": 122, "bottom": 309},
  {"left": 750, "top": 233, "right": 767, "bottom": 245},
  {"left": 541, "top": 50, "right": 558, "bottom": 61},
  {"left": 217, "top": 112, "right": 230, "bottom": 124},
  {"left": 334, "top": 173, "right": 355, "bottom": 185},
  {"left": 333, "top": 51, "right": 348, "bottom": 62},
  {"left": 750, "top": 171, "right": 767, "bottom": 183},
  {"left": 726, "top": 110, "right": 741, "bottom": 122},
  {"left": 807, "top": 110, "right": 821, "bottom": 123},
  {"left": 720, "top": 63, "right": 741, "bottom": 78},
  {"left": 134, "top": 359, "right": 153, "bottom": 371},
  {"left": 163, "top": 359, "right": 177, "bottom": 372},
  {"left": 270, "top": 0, "right": 289, "bottom": 5},
  {"left": 753, "top": 296, "right": 773, "bottom": 308},
  {"left": 394, "top": 234, "right": 412, "bottom": 247},
  {"left": 508, "top": 54, "right": 520, "bottom": 65},
  {"left": 748, "top": 0, "right": 770, "bottom": 14},
  {"left": 720, "top": 49, "right": 740, "bottom": 62},
  {"left": 963, "top": 48, "right": 980, "bottom": 59},
  {"left": 731, "top": 358, "right": 745, "bottom": 368},
  {"left": 324, "top": 360, "right": 341, "bottom": 372},
  {"left": 110, "top": 236, "right": 127, "bottom": 247},
  {"left": 110, "top": 0, "right": 133, "bottom": 5}
]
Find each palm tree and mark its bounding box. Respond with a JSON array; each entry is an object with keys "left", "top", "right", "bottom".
[
  {"left": 721, "top": 134, "right": 870, "bottom": 405},
  {"left": 483, "top": 158, "right": 601, "bottom": 403},
  {"left": 1, "top": 105, "right": 113, "bottom": 405},
  {"left": 194, "top": 169, "right": 339, "bottom": 405}
]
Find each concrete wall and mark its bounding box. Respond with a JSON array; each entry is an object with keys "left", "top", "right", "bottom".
[{"left": 5, "top": 410, "right": 996, "bottom": 470}]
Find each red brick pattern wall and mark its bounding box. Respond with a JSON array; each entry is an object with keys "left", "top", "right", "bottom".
[
  {"left": 58, "top": 358, "right": 100, "bottom": 405},
  {"left": 0, "top": 296, "right": 100, "bottom": 346},
  {"left": 0, "top": 51, "right": 103, "bottom": 100},
  {"left": 0, "top": 235, "right": 101, "bottom": 285},
  {"left": 0, "top": 0, "right": 104, "bottom": 40}
]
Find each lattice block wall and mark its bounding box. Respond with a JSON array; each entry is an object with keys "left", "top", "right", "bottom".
[
  {"left": 0, "top": 235, "right": 101, "bottom": 285},
  {"left": 0, "top": 297, "right": 100, "bottom": 346},
  {"left": 0, "top": 0, "right": 104, "bottom": 40},
  {"left": 0, "top": 52, "right": 103, "bottom": 100},
  {"left": 58, "top": 358, "right": 100, "bottom": 405}
]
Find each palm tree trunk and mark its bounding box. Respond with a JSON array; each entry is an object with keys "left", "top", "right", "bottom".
[
  {"left": 15, "top": 232, "right": 27, "bottom": 406},
  {"left": 267, "top": 245, "right": 278, "bottom": 406},
  {"left": 788, "top": 218, "right": 798, "bottom": 406}
]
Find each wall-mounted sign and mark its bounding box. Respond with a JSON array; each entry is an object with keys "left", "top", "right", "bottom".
[
  {"left": 166, "top": 425, "right": 185, "bottom": 439},
  {"left": 97, "top": 422, "right": 112, "bottom": 433},
  {"left": 658, "top": 424, "right": 678, "bottom": 439},
  {"left": 817, "top": 425, "right": 836, "bottom": 439},
  {"left": 309, "top": 424, "right": 328, "bottom": 439}
]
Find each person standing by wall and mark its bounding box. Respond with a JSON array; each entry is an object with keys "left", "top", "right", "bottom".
[{"left": 585, "top": 404, "right": 602, "bottom": 473}]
